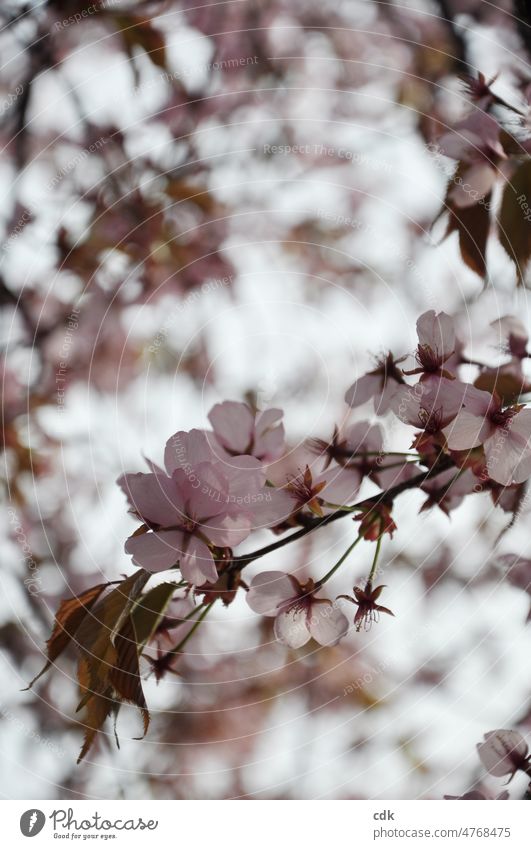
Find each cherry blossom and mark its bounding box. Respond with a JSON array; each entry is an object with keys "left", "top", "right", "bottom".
[
  {"left": 246, "top": 571, "right": 349, "bottom": 648},
  {"left": 412, "top": 310, "right": 455, "bottom": 375},
  {"left": 345, "top": 352, "right": 405, "bottom": 414},
  {"left": 391, "top": 376, "right": 471, "bottom": 435},
  {"left": 119, "top": 461, "right": 265, "bottom": 584},
  {"left": 208, "top": 401, "right": 285, "bottom": 462},
  {"left": 420, "top": 468, "right": 477, "bottom": 514},
  {"left": 477, "top": 730, "right": 530, "bottom": 780},
  {"left": 338, "top": 581, "right": 394, "bottom": 631},
  {"left": 443, "top": 389, "right": 531, "bottom": 486},
  {"left": 266, "top": 444, "right": 362, "bottom": 518},
  {"left": 438, "top": 111, "right": 506, "bottom": 207}
]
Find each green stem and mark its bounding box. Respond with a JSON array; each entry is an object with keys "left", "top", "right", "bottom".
[
  {"left": 316, "top": 534, "right": 363, "bottom": 588},
  {"left": 167, "top": 601, "right": 215, "bottom": 655},
  {"left": 367, "top": 529, "right": 384, "bottom": 585}
]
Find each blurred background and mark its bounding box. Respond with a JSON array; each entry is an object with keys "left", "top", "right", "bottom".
[{"left": 2, "top": 0, "right": 531, "bottom": 799}]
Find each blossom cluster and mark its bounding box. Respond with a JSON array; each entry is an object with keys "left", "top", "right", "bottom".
[{"left": 119, "top": 310, "right": 531, "bottom": 651}]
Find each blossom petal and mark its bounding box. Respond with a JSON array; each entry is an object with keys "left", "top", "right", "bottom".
[
  {"left": 164, "top": 429, "right": 216, "bottom": 476},
  {"left": 444, "top": 412, "right": 492, "bottom": 450},
  {"left": 118, "top": 472, "right": 183, "bottom": 526},
  {"left": 125, "top": 529, "right": 184, "bottom": 573},
  {"left": 417, "top": 310, "right": 455, "bottom": 361},
  {"left": 477, "top": 730, "right": 529, "bottom": 777},
  {"left": 246, "top": 571, "right": 299, "bottom": 615},
  {"left": 203, "top": 511, "right": 252, "bottom": 547},
  {"left": 274, "top": 605, "right": 311, "bottom": 648},
  {"left": 208, "top": 401, "right": 255, "bottom": 454},
  {"left": 307, "top": 600, "right": 349, "bottom": 645},
  {"left": 180, "top": 535, "right": 218, "bottom": 585},
  {"left": 484, "top": 411, "right": 531, "bottom": 485},
  {"left": 345, "top": 373, "right": 381, "bottom": 408}
]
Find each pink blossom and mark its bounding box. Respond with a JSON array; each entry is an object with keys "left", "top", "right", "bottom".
[
  {"left": 345, "top": 353, "right": 404, "bottom": 414},
  {"left": 413, "top": 310, "right": 455, "bottom": 373},
  {"left": 438, "top": 111, "right": 506, "bottom": 208},
  {"left": 443, "top": 390, "right": 531, "bottom": 486},
  {"left": 420, "top": 467, "right": 477, "bottom": 514},
  {"left": 308, "top": 421, "right": 386, "bottom": 483},
  {"left": 477, "top": 730, "right": 530, "bottom": 780},
  {"left": 391, "top": 376, "right": 475, "bottom": 433},
  {"left": 208, "top": 401, "right": 285, "bottom": 462},
  {"left": 266, "top": 444, "right": 362, "bottom": 518},
  {"left": 119, "top": 460, "right": 264, "bottom": 585},
  {"left": 246, "top": 571, "right": 349, "bottom": 648}
]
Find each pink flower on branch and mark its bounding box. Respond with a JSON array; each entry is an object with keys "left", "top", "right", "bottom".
[
  {"left": 408, "top": 310, "right": 456, "bottom": 376},
  {"left": 119, "top": 428, "right": 277, "bottom": 584},
  {"left": 443, "top": 389, "right": 531, "bottom": 486},
  {"left": 208, "top": 401, "right": 285, "bottom": 462},
  {"left": 246, "top": 571, "right": 349, "bottom": 649},
  {"left": 345, "top": 352, "right": 405, "bottom": 414},
  {"left": 438, "top": 111, "right": 507, "bottom": 208},
  {"left": 391, "top": 376, "right": 471, "bottom": 435}
]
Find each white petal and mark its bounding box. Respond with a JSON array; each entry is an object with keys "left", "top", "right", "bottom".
[
  {"left": 180, "top": 535, "right": 218, "bottom": 585},
  {"left": 307, "top": 601, "right": 349, "bottom": 646},
  {"left": 247, "top": 571, "right": 298, "bottom": 616},
  {"left": 274, "top": 605, "right": 311, "bottom": 648},
  {"left": 345, "top": 374, "right": 380, "bottom": 408},
  {"left": 125, "top": 530, "right": 184, "bottom": 573},
  {"left": 443, "top": 412, "right": 492, "bottom": 450}
]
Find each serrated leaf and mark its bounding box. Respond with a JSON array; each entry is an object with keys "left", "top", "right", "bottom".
[
  {"left": 132, "top": 582, "right": 177, "bottom": 651},
  {"left": 77, "top": 688, "right": 116, "bottom": 764},
  {"left": 75, "top": 569, "right": 150, "bottom": 698},
  {"left": 498, "top": 161, "right": 531, "bottom": 284},
  {"left": 26, "top": 583, "right": 108, "bottom": 688},
  {"left": 109, "top": 615, "right": 149, "bottom": 738}
]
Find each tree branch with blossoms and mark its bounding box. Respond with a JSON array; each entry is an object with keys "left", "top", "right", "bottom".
[{"left": 26, "top": 306, "right": 531, "bottom": 762}]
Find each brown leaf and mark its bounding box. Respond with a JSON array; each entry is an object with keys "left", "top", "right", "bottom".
[
  {"left": 437, "top": 163, "right": 492, "bottom": 278},
  {"left": 446, "top": 199, "right": 491, "bottom": 278},
  {"left": 26, "top": 583, "right": 108, "bottom": 688},
  {"left": 110, "top": 616, "right": 150, "bottom": 738},
  {"left": 77, "top": 688, "right": 116, "bottom": 764},
  {"left": 498, "top": 161, "right": 531, "bottom": 284},
  {"left": 75, "top": 570, "right": 150, "bottom": 700}
]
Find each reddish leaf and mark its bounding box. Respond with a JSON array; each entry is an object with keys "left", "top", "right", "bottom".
[
  {"left": 498, "top": 161, "right": 531, "bottom": 284},
  {"left": 110, "top": 616, "right": 150, "bottom": 738},
  {"left": 75, "top": 570, "right": 150, "bottom": 703},
  {"left": 77, "top": 688, "right": 116, "bottom": 764},
  {"left": 27, "top": 583, "right": 108, "bottom": 688}
]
